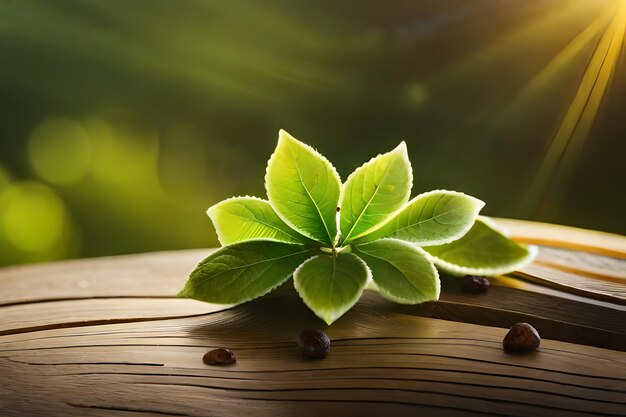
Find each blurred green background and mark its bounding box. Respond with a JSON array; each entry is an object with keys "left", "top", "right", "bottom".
[{"left": 1, "top": 0, "right": 625, "bottom": 266}]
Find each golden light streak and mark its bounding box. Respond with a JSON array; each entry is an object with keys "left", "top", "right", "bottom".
[
  {"left": 495, "top": 4, "right": 616, "bottom": 126},
  {"left": 523, "top": 0, "right": 626, "bottom": 214},
  {"left": 441, "top": 0, "right": 607, "bottom": 81}
]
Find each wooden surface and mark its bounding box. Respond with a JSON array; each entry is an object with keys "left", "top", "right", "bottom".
[{"left": 1, "top": 218, "right": 625, "bottom": 416}]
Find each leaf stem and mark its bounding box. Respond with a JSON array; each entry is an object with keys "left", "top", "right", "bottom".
[{"left": 320, "top": 244, "right": 352, "bottom": 256}]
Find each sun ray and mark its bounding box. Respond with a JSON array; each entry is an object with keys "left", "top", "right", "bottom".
[
  {"left": 494, "top": 4, "right": 617, "bottom": 127},
  {"left": 438, "top": 0, "right": 608, "bottom": 83},
  {"left": 522, "top": 0, "right": 626, "bottom": 215}
]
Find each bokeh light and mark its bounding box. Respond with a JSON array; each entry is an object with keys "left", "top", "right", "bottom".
[
  {"left": 27, "top": 117, "right": 91, "bottom": 185},
  {"left": 0, "top": 182, "right": 68, "bottom": 253},
  {"left": 84, "top": 117, "right": 161, "bottom": 193}
]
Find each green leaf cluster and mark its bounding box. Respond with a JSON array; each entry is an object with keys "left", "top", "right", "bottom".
[{"left": 179, "top": 131, "right": 535, "bottom": 324}]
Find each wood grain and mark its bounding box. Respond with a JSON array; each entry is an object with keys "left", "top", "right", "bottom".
[
  {"left": 0, "top": 218, "right": 625, "bottom": 416},
  {"left": 494, "top": 217, "right": 626, "bottom": 258}
]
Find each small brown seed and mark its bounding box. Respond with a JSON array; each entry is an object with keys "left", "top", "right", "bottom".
[
  {"left": 462, "top": 275, "right": 490, "bottom": 293},
  {"left": 503, "top": 323, "right": 540, "bottom": 353},
  {"left": 297, "top": 329, "right": 330, "bottom": 359},
  {"left": 203, "top": 348, "right": 236, "bottom": 365}
]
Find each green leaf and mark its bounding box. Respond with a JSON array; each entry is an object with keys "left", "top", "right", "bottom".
[
  {"left": 179, "top": 241, "right": 315, "bottom": 304},
  {"left": 207, "top": 196, "right": 311, "bottom": 245},
  {"left": 340, "top": 142, "right": 412, "bottom": 244},
  {"left": 294, "top": 252, "right": 370, "bottom": 324},
  {"left": 355, "top": 190, "right": 484, "bottom": 246},
  {"left": 423, "top": 217, "right": 537, "bottom": 276},
  {"left": 265, "top": 130, "right": 341, "bottom": 246},
  {"left": 355, "top": 239, "right": 439, "bottom": 304}
]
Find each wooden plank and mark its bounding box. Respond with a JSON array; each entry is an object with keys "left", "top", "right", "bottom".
[
  {"left": 0, "top": 250, "right": 205, "bottom": 306},
  {"left": 0, "top": 298, "right": 231, "bottom": 336},
  {"left": 493, "top": 217, "right": 626, "bottom": 258},
  {"left": 1, "top": 242, "right": 624, "bottom": 349},
  {"left": 0, "top": 218, "right": 625, "bottom": 416},
  {"left": 1, "top": 292, "right": 625, "bottom": 417},
  {"left": 533, "top": 246, "right": 626, "bottom": 281},
  {"left": 0, "top": 270, "right": 624, "bottom": 350},
  {"left": 513, "top": 244, "right": 626, "bottom": 304},
  {"left": 516, "top": 264, "right": 626, "bottom": 303}
]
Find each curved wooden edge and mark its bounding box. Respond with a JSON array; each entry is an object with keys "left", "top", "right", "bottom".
[
  {"left": 491, "top": 217, "right": 626, "bottom": 259},
  {"left": 2, "top": 292, "right": 626, "bottom": 417},
  {"left": 512, "top": 268, "right": 626, "bottom": 306}
]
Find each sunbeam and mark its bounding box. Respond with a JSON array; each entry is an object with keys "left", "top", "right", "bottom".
[
  {"left": 523, "top": 0, "right": 626, "bottom": 214},
  {"left": 495, "top": 4, "right": 616, "bottom": 127}
]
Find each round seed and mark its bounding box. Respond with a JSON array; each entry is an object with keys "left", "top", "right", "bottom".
[
  {"left": 297, "top": 329, "right": 330, "bottom": 359},
  {"left": 462, "top": 275, "right": 490, "bottom": 293},
  {"left": 503, "top": 323, "right": 541, "bottom": 353},
  {"left": 203, "top": 348, "right": 236, "bottom": 365}
]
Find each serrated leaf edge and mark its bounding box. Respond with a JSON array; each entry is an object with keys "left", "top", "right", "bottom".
[
  {"left": 207, "top": 195, "right": 310, "bottom": 245},
  {"left": 339, "top": 141, "right": 413, "bottom": 244},
  {"left": 264, "top": 130, "right": 342, "bottom": 246},
  {"left": 293, "top": 253, "right": 371, "bottom": 324},
  {"left": 426, "top": 217, "right": 539, "bottom": 276},
  {"left": 352, "top": 189, "right": 485, "bottom": 245},
  {"left": 356, "top": 238, "right": 441, "bottom": 304},
  {"left": 430, "top": 244, "right": 537, "bottom": 277},
  {"left": 179, "top": 243, "right": 315, "bottom": 304}
]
